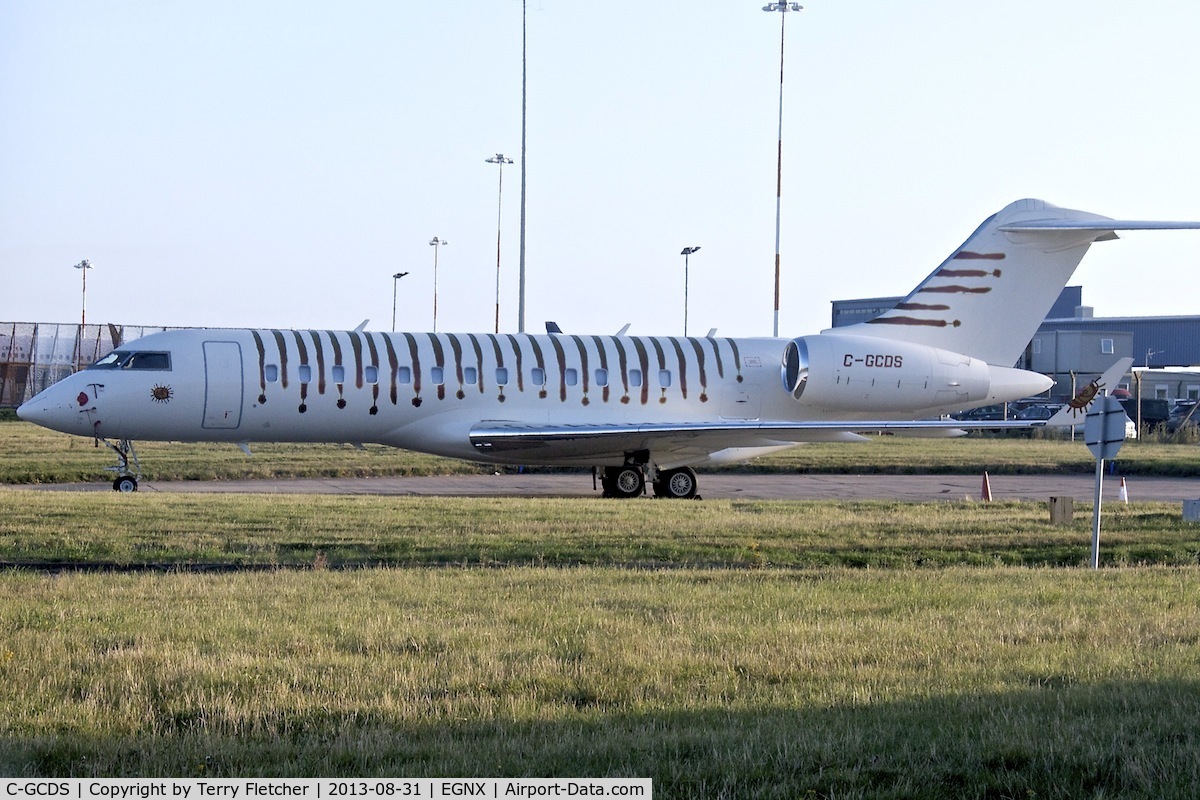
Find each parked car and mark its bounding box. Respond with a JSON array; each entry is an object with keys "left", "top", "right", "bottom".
[
  {"left": 1119, "top": 398, "right": 1171, "bottom": 431},
  {"left": 1168, "top": 400, "right": 1199, "bottom": 433},
  {"left": 1014, "top": 403, "right": 1065, "bottom": 421},
  {"left": 952, "top": 403, "right": 1013, "bottom": 422}
]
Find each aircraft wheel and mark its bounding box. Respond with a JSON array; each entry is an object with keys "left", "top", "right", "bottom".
[
  {"left": 113, "top": 476, "right": 138, "bottom": 493},
  {"left": 654, "top": 467, "right": 698, "bottom": 499},
  {"left": 604, "top": 466, "right": 645, "bottom": 499}
]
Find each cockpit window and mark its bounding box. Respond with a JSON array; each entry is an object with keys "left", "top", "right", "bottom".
[
  {"left": 125, "top": 352, "right": 171, "bottom": 370},
  {"left": 88, "top": 351, "right": 171, "bottom": 371},
  {"left": 90, "top": 351, "right": 130, "bottom": 369}
]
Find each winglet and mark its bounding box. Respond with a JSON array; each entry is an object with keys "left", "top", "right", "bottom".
[{"left": 1044, "top": 357, "right": 1134, "bottom": 428}]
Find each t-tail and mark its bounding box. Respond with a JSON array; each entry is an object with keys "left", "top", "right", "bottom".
[{"left": 833, "top": 198, "right": 1200, "bottom": 367}]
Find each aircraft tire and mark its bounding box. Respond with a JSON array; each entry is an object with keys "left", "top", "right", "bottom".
[
  {"left": 654, "top": 467, "right": 698, "bottom": 499},
  {"left": 113, "top": 476, "right": 138, "bottom": 493},
  {"left": 603, "top": 466, "right": 645, "bottom": 499}
]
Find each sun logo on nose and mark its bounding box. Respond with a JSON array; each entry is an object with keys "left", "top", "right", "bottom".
[{"left": 151, "top": 384, "right": 174, "bottom": 403}]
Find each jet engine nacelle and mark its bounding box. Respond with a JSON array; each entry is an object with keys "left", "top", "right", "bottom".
[{"left": 782, "top": 334, "right": 1003, "bottom": 414}]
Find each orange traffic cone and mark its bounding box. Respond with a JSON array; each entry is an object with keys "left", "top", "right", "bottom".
[
  {"left": 981, "top": 471, "right": 993, "bottom": 502},
  {"left": 1119, "top": 476, "right": 1129, "bottom": 505}
]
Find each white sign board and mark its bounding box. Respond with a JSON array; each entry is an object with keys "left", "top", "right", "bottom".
[{"left": 1084, "top": 395, "right": 1128, "bottom": 461}]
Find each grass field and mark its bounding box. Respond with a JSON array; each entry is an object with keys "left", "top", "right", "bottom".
[
  {"left": 4, "top": 419, "right": 1200, "bottom": 795},
  {"left": 2, "top": 491, "right": 1199, "bottom": 570},
  {"left": 3, "top": 419, "right": 1200, "bottom": 484},
  {"left": 3, "top": 490, "right": 1200, "bottom": 795},
  {"left": 3, "top": 565, "right": 1200, "bottom": 796}
]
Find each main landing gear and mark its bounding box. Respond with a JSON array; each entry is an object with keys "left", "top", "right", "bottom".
[
  {"left": 598, "top": 465, "right": 700, "bottom": 500},
  {"left": 97, "top": 437, "right": 141, "bottom": 492}
]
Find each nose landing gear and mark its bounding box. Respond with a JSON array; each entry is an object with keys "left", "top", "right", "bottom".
[{"left": 97, "top": 437, "right": 141, "bottom": 492}]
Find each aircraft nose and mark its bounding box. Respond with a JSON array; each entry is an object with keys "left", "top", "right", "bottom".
[
  {"left": 16, "top": 387, "right": 90, "bottom": 434},
  {"left": 16, "top": 395, "right": 61, "bottom": 429}
]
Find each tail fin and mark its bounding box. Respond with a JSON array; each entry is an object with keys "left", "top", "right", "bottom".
[{"left": 833, "top": 199, "right": 1200, "bottom": 366}]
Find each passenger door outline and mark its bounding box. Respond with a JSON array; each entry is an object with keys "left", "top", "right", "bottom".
[{"left": 202, "top": 340, "right": 244, "bottom": 429}]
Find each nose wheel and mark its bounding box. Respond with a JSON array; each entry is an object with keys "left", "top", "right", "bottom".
[
  {"left": 97, "top": 437, "right": 142, "bottom": 492},
  {"left": 113, "top": 475, "right": 139, "bottom": 493}
]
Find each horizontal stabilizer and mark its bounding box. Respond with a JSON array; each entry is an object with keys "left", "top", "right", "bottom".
[{"left": 1001, "top": 220, "right": 1200, "bottom": 232}]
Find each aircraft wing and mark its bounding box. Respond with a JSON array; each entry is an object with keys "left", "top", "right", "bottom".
[{"left": 469, "top": 417, "right": 1042, "bottom": 465}]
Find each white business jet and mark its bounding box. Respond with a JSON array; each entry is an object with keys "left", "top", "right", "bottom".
[{"left": 18, "top": 199, "right": 1200, "bottom": 497}]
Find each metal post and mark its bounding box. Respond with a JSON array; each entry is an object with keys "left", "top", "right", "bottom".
[
  {"left": 1091, "top": 457, "right": 1104, "bottom": 569},
  {"left": 487, "top": 154, "right": 513, "bottom": 334},
  {"left": 391, "top": 272, "right": 409, "bottom": 332},
  {"left": 518, "top": 0, "right": 528, "bottom": 334},
  {"left": 429, "top": 238, "right": 448, "bottom": 332},
  {"left": 680, "top": 247, "right": 701, "bottom": 336},
  {"left": 762, "top": 3, "right": 802, "bottom": 338},
  {"left": 73, "top": 259, "right": 92, "bottom": 371}
]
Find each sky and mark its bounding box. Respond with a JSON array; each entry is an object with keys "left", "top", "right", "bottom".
[{"left": 3, "top": 1, "right": 1200, "bottom": 339}]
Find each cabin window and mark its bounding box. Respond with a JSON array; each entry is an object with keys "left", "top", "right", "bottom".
[
  {"left": 332, "top": 365, "right": 345, "bottom": 384},
  {"left": 629, "top": 369, "right": 642, "bottom": 387},
  {"left": 531, "top": 367, "right": 546, "bottom": 386},
  {"left": 431, "top": 367, "right": 444, "bottom": 385},
  {"left": 495, "top": 367, "right": 508, "bottom": 386},
  {"left": 594, "top": 368, "right": 608, "bottom": 387},
  {"left": 565, "top": 368, "right": 578, "bottom": 387},
  {"left": 397, "top": 366, "right": 412, "bottom": 384},
  {"left": 264, "top": 364, "right": 279, "bottom": 383},
  {"left": 1100, "top": 339, "right": 1114, "bottom": 355},
  {"left": 464, "top": 367, "right": 478, "bottom": 385},
  {"left": 659, "top": 369, "right": 672, "bottom": 388},
  {"left": 298, "top": 364, "right": 312, "bottom": 383},
  {"left": 365, "top": 365, "right": 379, "bottom": 384}
]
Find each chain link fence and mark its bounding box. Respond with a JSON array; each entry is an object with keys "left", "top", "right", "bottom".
[{"left": 0, "top": 322, "right": 176, "bottom": 408}]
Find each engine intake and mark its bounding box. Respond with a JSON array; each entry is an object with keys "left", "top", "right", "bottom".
[
  {"left": 782, "top": 337, "right": 810, "bottom": 400},
  {"left": 781, "top": 334, "right": 998, "bottom": 413}
]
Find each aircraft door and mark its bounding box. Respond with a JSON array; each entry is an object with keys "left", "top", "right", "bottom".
[{"left": 202, "top": 341, "right": 244, "bottom": 429}]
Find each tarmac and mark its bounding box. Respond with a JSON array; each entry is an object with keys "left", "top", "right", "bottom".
[{"left": 18, "top": 472, "right": 1200, "bottom": 503}]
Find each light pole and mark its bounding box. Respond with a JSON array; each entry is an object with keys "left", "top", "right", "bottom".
[
  {"left": 73, "top": 259, "right": 93, "bottom": 369},
  {"left": 391, "top": 271, "right": 409, "bottom": 332},
  {"left": 680, "top": 247, "right": 701, "bottom": 336},
  {"left": 519, "top": 0, "right": 528, "bottom": 333},
  {"left": 428, "top": 237, "right": 448, "bottom": 332},
  {"left": 763, "top": 2, "right": 802, "bottom": 338},
  {"left": 74, "top": 259, "right": 93, "bottom": 328},
  {"left": 486, "top": 154, "right": 513, "bottom": 333}
]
